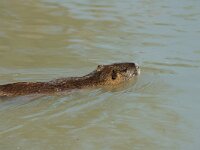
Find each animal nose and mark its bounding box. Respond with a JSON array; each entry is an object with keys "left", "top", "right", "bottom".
[
  {"left": 134, "top": 63, "right": 140, "bottom": 75},
  {"left": 135, "top": 63, "right": 140, "bottom": 69}
]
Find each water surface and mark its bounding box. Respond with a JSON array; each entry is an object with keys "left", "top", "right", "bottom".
[{"left": 0, "top": 0, "right": 200, "bottom": 149}]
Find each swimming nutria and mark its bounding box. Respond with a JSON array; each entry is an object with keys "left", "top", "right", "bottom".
[{"left": 0, "top": 62, "right": 140, "bottom": 97}]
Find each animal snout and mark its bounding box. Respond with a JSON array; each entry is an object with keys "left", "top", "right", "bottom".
[
  {"left": 135, "top": 63, "right": 139, "bottom": 69},
  {"left": 134, "top": 63, "right": 140, "bottom": 75}
]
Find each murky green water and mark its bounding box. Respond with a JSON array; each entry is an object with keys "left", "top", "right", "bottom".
[{"left": 0, "top": 0, "right": 200, "bottom": 149}]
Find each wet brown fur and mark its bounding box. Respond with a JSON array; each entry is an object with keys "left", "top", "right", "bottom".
[{"left": 0, "top": 62, "right": 140, "bottom": 97}]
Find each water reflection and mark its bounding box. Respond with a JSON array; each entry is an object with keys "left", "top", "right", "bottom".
[{"left": 0, "top": 74, "right": 187, "bottom": 150}]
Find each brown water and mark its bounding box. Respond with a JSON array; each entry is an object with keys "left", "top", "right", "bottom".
[{"left": 0, "top": 0, "right": 200, "bottom": 149}]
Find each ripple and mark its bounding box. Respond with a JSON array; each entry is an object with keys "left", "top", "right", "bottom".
[
  {"left": 142, "top": 66, "right": 175, "bottom": 74},
  {"left": 0, "top": 125, "right": 24, "bottom": 135},
  {"left": 144, "top": 61, "right": 199, "bottom": 68},
  {"left": 47, "top": 90, "right": 111, "bottom": 119},
  {"left": 142, "top": 42, "right": 166, "bottom": 47}
]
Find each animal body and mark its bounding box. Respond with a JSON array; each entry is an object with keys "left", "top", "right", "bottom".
[{"left": 0, "top": 62, "right": 140, "bottom": 97}]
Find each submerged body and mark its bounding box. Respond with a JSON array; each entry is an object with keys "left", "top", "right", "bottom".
[{"left": 0, "top": 62, "right": 140, "bottom": 97}]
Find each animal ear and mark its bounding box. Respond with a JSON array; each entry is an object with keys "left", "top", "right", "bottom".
[
  {"left": 112, "top": 70, "right": 117, "bottom": 80},
  {"left": 97, "top": 65, "right": 104, "bottom": 71}
]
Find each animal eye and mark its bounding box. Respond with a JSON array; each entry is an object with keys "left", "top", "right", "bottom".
[{"left": 112, "top": 70, "right": 117, "bottom": 80}]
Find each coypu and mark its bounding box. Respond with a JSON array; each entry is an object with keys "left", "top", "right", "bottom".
[{"left": 0, "top": 62, "right": 140, "bottom": 97}]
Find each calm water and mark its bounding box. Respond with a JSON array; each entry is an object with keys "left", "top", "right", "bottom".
[{"left": 0, "top": 0, "right": 200, "bottom": 149}]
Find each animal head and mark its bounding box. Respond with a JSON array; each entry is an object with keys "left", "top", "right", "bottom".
[{"left": 95, "top": 62, "right": 140, "bottom": 86}]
